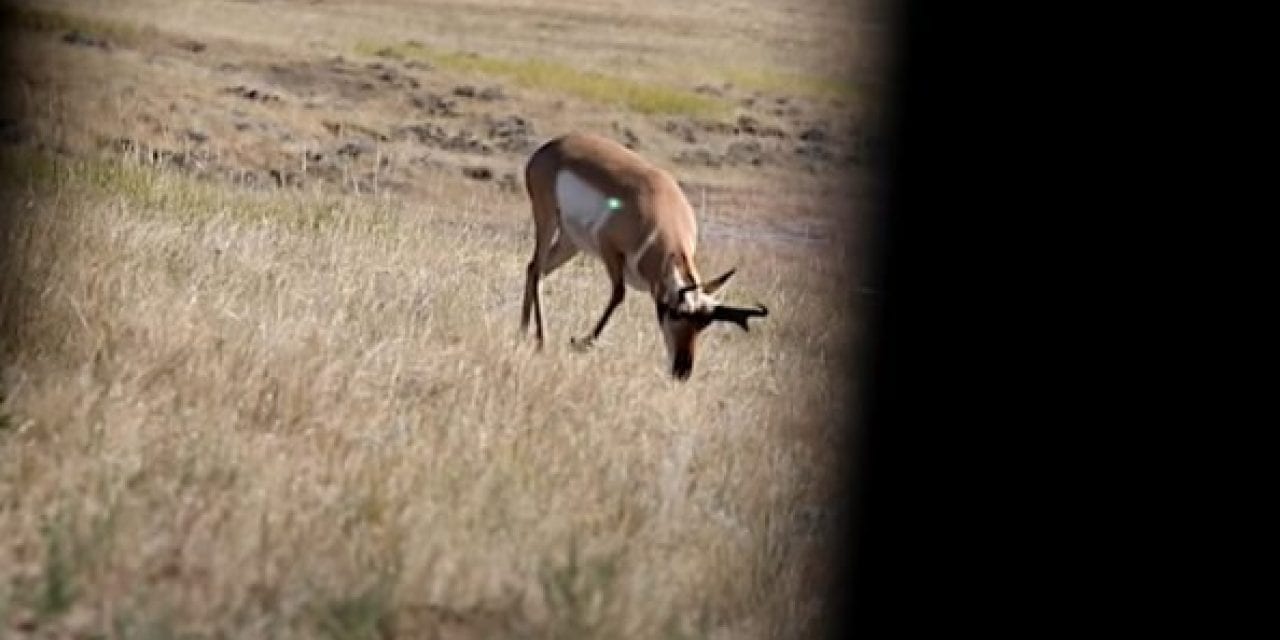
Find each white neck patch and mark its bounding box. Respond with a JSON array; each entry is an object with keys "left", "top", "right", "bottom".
[{"left": 625, "top": 228, "right": 661, "bottom": 290}]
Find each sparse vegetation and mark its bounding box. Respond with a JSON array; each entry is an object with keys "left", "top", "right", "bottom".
[{"left": 356, "top": 40, "right": 730, "bottom": 117}]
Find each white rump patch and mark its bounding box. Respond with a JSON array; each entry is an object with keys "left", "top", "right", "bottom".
[
  {"left": 555, "top": 170, "right": 611, "bottom": 255},
  {"left": 556, "top": 169, "right": 654, "bottom": 291}
]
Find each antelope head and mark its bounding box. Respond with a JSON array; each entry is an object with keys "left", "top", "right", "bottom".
[{"left": 655, "top": 267, "right": 770, "bottom": 380}]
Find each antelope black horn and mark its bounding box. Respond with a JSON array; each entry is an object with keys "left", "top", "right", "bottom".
[
  {"left": 712, "top": 303, "right": 769, "bottom": 331},
  {"left": 702, "top": 268, "right": 737, "bottom": 295}
]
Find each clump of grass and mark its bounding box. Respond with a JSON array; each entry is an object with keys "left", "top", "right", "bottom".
[
  {"left": 540, "top": 539, "right": 622, "bottom": 639},
  {"left": 356, "top": 40, "right": 728, "bottom": 117},
  {"left": 315, "top": 581, "right": 397, "bottom": 640},
  {"left": 0, "top": 389, "right": 12, "bottom": 435},
  {"left": 36, "top": 515, "right": 78, "bottom": 618},
  {"left": 3, "top": 502, "right": 119, "bottom": 625}
]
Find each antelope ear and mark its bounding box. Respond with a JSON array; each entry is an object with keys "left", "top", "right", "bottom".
[{"left": 702, "top": 268, "right": 737, "bottom": 295}]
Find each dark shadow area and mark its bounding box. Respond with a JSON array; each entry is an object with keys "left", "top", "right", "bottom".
[
  {"left": 1, "top": 1, "right": 30, "bottom": 366},
  {"left": 832, "top": 0, "right": 1096, "bottom": 633}
]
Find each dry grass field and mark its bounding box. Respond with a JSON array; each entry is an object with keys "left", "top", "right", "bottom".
[{"left": 1, "top": 1, "right": 880, "bottom": 638}]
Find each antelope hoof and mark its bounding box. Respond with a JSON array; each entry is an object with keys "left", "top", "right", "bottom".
[{"left": 569, "top": 336, "right": 594, "bottom": 352}]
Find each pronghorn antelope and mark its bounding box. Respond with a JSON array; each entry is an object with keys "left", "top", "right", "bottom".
[{"left": 520, "top": 132, "right": 769, "bottom": 380}]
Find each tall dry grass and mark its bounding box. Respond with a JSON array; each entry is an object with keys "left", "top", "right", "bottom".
[{"left": 0, "top": 149, "right": 853, "bottom": 638}]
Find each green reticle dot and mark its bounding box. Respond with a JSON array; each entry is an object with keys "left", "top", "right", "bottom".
[{"left": 607, "top": 197, "right": 622, "bottom": 211}]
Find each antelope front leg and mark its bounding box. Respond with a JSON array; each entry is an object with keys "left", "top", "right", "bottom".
[{"left": 571, "top": 253, "right": 626, "bottom": 351}]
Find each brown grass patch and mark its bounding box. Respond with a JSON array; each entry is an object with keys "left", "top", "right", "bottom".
[{"left": 0, "top": 148, "right": 852, "bottom": 638}]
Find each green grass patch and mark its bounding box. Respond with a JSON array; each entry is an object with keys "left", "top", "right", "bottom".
[
  {"left": 2, "top": 146, "right": 220, "bottom": 213},
  {"left": 37, "top": 514, "right": 78, "bottom": 618},
  {"left": 1, "top": 146, "right": 400, "bottom": 241},
  {"left": 0, "top": 389, "right": 12, "bottom": 435},
  {"left": 722, "top": 68, "right": 858, "bottom": 103},
  {"left": 355, "top": 40, "right": 729, "bottom": 118},
  {"left": 5, "top": 502, "right": 120, "bottom": 622},
  {"left": 0, "top": 4, "right": 146, "bottom": 45},
  {"left": 314, "top": 583, "right": 397, "bottom": 640},
  {"left": 539, "top": 539, "right": 622, "bottom": 639}
]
